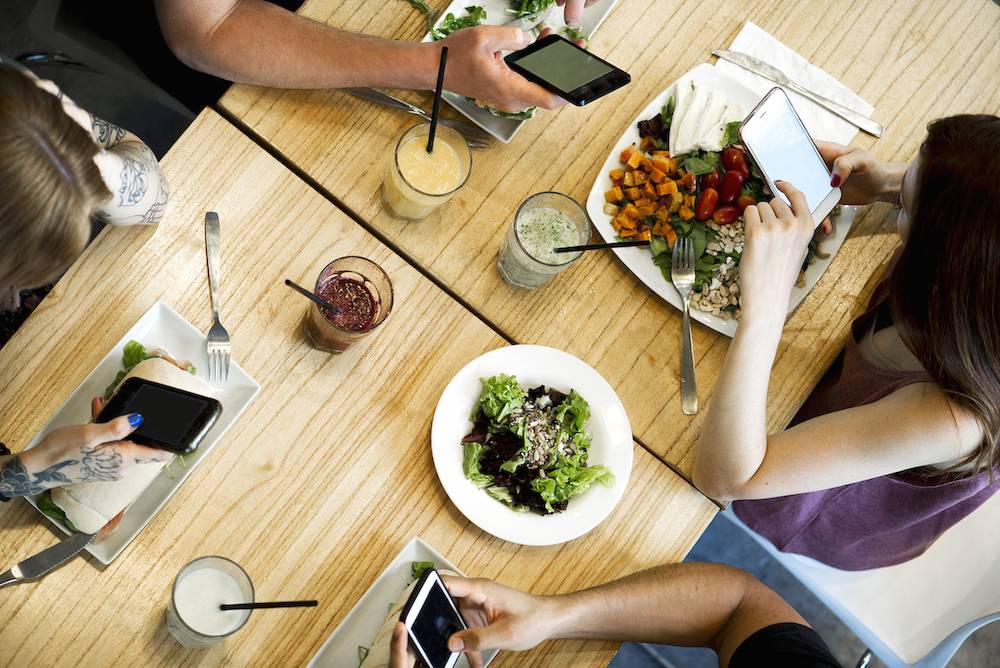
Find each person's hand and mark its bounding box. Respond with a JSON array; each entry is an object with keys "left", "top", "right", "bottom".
[
  {"left": 738, "top": 182, "right": 816, "bottom": 322},
  {"left": 443, "top": 576, "right": 557, "bottom": 667},
  {"left": 13, "top": 397, "right": 172, "bottom": 496},
  {"left": 438, "top": 25, "right": 565, "bottom": 113},
  {"left": 556, "top": 0, "right": 599, "bottom": 26},
  {"left": 387, "top": 622, "right": 416, "bottom": 668},
  {"left": 815, "top": 140, "right": 905, "bottom": 206}
]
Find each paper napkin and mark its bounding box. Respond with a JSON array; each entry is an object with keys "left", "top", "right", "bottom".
[{"left": 715, "top": 21, "right": 875, "bottom": 144}]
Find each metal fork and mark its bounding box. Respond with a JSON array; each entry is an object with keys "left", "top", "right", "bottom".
[
  {"left": 671, "top": 237, "right": 698, "bottom": 415},
  {"left": 204, "top": 212, "right": 231, "bottom": 384},
  {"left": 344, "top": 88, "right": 492, "bottom": 149}
]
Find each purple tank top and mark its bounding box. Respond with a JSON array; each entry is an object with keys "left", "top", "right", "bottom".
[{"left": 733, "top": 280, "right": 1000, "bottom": 571}]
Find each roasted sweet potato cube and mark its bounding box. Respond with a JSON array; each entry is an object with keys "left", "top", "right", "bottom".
[
  {"left": 604, "top": 186, "right": 623, "bottom": 203},
  {"left": 637, "top": 204, "right": 656, "bottom": 217},
  {"left": 633, "top": 197, "right": 650, "bottom": 208},
  {"left": 655, "top": 206, "right": 670, "bottom": 223},
  {"left": 627, "top": 151, "right": 644, "bottom": 170},
  {"left": 649, "top": 168, "right": 666, "bottom": 184},
  {"left": 609, "top": 168, "right": 625, "bottom": 182},
  {"left": 663, "top": 225, "right": 677, "bottom": 245},
  {"left": 636, "top": 229, "right": 651, "bottom": 241},
  {"left": 683, "top": 194, "right": 696, "bottom": 209},
  {"left": 643, "top": 180, "right": 657, "bottom": 198},
  {"left": 633, "top": 170, "right": 648, "bottom": 185},
  {"left": 656, "top": 180, "right": 679, "bottom": 197},
  {"left": 622, "top": 203, "right": 640, "bottom": 219},
  {"left": 667, "top": 191, "right": 684, "bottom": 213},
  {"left": 651, "top": 150, "right": 672, "bottom": 159},
  {"left": 623, "top": 171, "right": 636, "bottom": 187},
  {"left": 640, "top": 157, "right": 653, "bottom": 172},
  {"left": 679, "top": 172, "right": 697, "bottom": 192},
  {"left": 650, "top": 157, "right": 671, "bottom": 174},
  {"left": 604, "top": 203, "right": 619, "bottom": 217},
  {"left": 639, "top": 136, "right": 655, "bottom": 151},
  {"left": 614, "top": 214, "right": 634, "bottom": 230},
  {"left": 620, "top": 143, "right": 636, "bottom": 163},
  {"left": 625, "top": 187, "right": 641, "bottom": 201},
  {"left": 678, "top": 205, "right": 695, "bottom": 221}
]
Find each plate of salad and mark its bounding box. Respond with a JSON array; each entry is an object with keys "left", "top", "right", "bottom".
[
  {"left": 584, "top": 62, "right": 856, "bottom": 337},
  {"left": 431, "top": 345, "right": 631, "bottom": 546},
  {"left": 414, "top": 0, "right": 621, "bottom": 142}
]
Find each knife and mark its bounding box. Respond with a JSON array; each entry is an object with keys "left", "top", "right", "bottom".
[
  {"left": 712, "top": 49, "right": 884, "bottom": 138},
  {"left": 0, "top": 531, "right": 95, "bottom": 588}
]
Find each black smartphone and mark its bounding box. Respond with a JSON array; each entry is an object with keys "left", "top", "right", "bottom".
[
  {"left": 504, "top": 34, "right": 630, "bottom": 106},
  {"left": 399, "top": 568, "right": 467, "bottom": 668},
  {"left": 96, "top": 377, "right": 221, "bottom": 455}
]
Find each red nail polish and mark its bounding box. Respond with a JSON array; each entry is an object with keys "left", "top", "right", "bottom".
[{"left": 830, "top": 174, "right": 841, "bottom": 187}]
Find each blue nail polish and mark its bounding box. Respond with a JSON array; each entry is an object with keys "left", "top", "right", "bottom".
[{"left": 128, "top": 413, "right": 144, "bottom": 427}]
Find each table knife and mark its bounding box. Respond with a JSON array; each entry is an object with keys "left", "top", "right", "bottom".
[
  {"left": 0, "top": 531, "right": 95, "bottom": 588},
  {"left": 712, "top": 49, "right": 884, "bottom": 137}
]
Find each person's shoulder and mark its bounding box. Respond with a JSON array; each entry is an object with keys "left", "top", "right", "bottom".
[{"left": 887, "top": 382, "right": 985, "bottom": 459}]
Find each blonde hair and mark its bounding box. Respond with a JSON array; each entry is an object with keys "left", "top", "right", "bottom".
[{"left": 0, "top": 64, "right": 110, "bottom": 293}]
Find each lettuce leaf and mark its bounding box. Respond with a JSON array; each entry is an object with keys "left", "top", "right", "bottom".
[
  {"left": 554, "top": 389, "right": 590, "bottom": 433},
  {"left": 411, "top": 561, "right": 435, "bottom": 579},
  {"left": 37, "top": 491, "right": 79, "bottom": 533},
  {"left": 476, "top": 374, "right": 526, "bottom": 423},
  {"left": 103, "top": 340, "right": 154, "bottom": 399},
  {"left": 721, "top": 120, "right": 742, "bottom": 148},
  {"left": 531, "top": 464, "right": 615, "bottom": 512},
  {"left": 462, "top": 442, "right": 494, "bottom": 488},
  {"left": 431, "top": 6, "right": 486, "bottom": 40},
  {"left": 486, "top": 485, "right": 529, "bottom": 512}
]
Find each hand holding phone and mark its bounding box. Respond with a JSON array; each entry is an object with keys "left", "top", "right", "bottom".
[
  {"left": 504, "top": 34, "right": 630, "bottom": 106},
  {"left": 739, "top": 88, "right": 841, "bottom": 223},
  {"left": 399, "top": 568, "right": 468, "bottom": 668}
]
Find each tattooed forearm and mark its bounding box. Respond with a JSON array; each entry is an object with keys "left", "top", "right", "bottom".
[
  {"left": 0, "top": 456, "right": 78, "bottom": 498},
  {"left": 89, "top": 113, "right": 127, "bottom": 148},
  {"left": 79, "top": 446, "right": 122, "bottom": 482}
]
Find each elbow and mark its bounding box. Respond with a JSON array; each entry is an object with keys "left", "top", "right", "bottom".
[
  {"left": 691, "top": 460, "right": 743, "bottom": 504},
  {"left": 161, "top": 28, "right": 214, "bottom": 74}
]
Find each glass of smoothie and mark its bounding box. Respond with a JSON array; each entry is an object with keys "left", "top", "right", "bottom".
[
  {"left": 382, "top": 122, "right": 472, "bottom": 220},
  {"left": 302, "top": 256, "right": 394, "bottom": 353},
  {"left": 166, "top": 556, "right": 254, "bottom": 648},
  {"left": 497, "top": 192, "right": 592, "bottom": 289}
]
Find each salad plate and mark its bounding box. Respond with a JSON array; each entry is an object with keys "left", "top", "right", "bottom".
[
  {"left": 584, "top": 62, "right": 857, "bottom": 337},
  {"left": 21, "top": 301, "right": 260, "bottom": 564},
  {"left": 307, "top": 537, "right": 498, "bottom": 668},
  {"left": 431, "top": 345, "right": 632, "bottom": 546},
  {"left": 422, "top": 0, "right": 621, "bottom": 143}
]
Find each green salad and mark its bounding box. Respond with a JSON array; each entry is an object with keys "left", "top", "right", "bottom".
[{"left": 461, "top": 374, "right": 614, "bottom": 514}]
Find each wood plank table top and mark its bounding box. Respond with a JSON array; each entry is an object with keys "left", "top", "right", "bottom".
[
  {"left": 0, "top": 110, "right": 716, "bottom": 668},
  {"left": 220, "top": 0, "right": 1000, "bottom": 478}
]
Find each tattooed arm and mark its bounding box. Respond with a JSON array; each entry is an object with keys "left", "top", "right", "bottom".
[
  {"left": 89, "top": 115, "right": 170, "bottom": 227},
  {"left": 0, "top": 401, "right": 171, "bottom": 498}
]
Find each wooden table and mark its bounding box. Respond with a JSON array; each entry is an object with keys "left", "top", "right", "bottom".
[
  {"left": 0, "top": 111, "right": 716, "bottom": 667},
  {"left": 220, "top": 0, "right": 1000, "bottom": 478}
]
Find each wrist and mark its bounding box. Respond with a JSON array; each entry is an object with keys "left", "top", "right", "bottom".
[
  {"left": 403, "top": 42, "right": 441, "bottom": 91},
  {"left": 544, "top": 593, "right": 584, "bottom": 639},
  {"left": 875, "top": 162, "right": 908, "bottom": 203}
]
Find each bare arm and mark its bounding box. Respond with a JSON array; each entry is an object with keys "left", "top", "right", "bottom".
[
  {"left": 442, "top": 564, "right": 809, "bottom": 668},
  {"left": 153, "top": 0, "right": 561, "bottom": 112}
]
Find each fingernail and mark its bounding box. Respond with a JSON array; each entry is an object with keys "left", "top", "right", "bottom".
[
  {"left": 449, "top": 637, "right": 464, "bottom": 652},
  {"left": 128, "top": 413, "right": 144, "bottom": 428},
  {"left": 830, "top": 174, "right": 841, "bottom": 187}
]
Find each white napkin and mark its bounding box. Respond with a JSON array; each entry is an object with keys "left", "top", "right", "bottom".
[{"left": 714, "top": 21, "right": 874, "bottom": 144}]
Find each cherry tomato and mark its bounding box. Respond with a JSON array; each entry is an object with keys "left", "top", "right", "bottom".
[
  {"left": 712, "top": 206, "right": 740, "bottom": 225},
  {"left": 695, "top": 188, "right": 719, "bottom": 221},
  {"left": 700, "top": 171, "right": 721, "bottom": 190},
  {"left": 718, "top": 170, "right": 745, "bottom": 205},
  {"left": 721, "top": 146, "right": 751, "bottom": 178},
  {"left": 737, "top": 194, "right": 757, "bottom": 211}
]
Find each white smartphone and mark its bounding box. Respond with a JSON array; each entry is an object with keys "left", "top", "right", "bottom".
[
  {"left": 739, "top": 87, "right": 841, "bottom": 223},
  {"left": 400, "top": 569, "right": 467, "bottom": 668}
]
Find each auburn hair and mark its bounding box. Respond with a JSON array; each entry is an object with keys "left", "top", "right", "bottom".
[
  {"left": 0, "top": 64, "right": 110, "bottom": 295},
  {"left": 889, "top": 114, "right": 1000, "bottom": 477}
]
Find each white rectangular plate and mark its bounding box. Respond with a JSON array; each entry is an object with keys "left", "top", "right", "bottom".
[
  {"left": 424, "top": 0, "right": 621, "bottom": 143},
  {"left": 308, "top": 537, "right": 498, "bottom": 668},
  {"left": 22, "top": 301, "right": 260, "bottom": 564},
  {"left": 585, "top": 63, "right": 857, "bottom": 337}
]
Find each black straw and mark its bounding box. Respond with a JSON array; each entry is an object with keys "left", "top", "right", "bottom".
[
  {"left": 284, "top": 278, "right": 340, "bottom": 315},
  {"left": 555, "top": 240, "right": 652, "bottom": 253},
  {"left": 220, "top": 600, "right": 317, "bottom": 611},
  {"left": 427, "top": 46, "right": 448, "bottom": 153}
]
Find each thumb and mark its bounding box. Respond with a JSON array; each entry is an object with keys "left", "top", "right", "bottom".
[
  {"left": 478, "top": 25, "right": 531, "bottom": 52},
  {"left": 448, "top": 623, "right": 507, "bottom": 653},
  {"left": 389, "top": 622, "right": 412, "bottom": 668},
  {"left": 774, "top": 180, "right": 809, "bottom": 218},
  {"left": 829, "top": 152, "right": 859, "bottom": 189},
  {"left": 86, "top": 413, "right": 143, "bottom": 445}
]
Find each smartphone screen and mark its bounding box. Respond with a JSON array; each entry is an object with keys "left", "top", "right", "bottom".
[
  {"left": 505, "top": 35, "right": 630, "bottom": 105},
  {"left": 99, "top": 378, "right": 220, "bottom": 453},
  {"left": 739, "top": 88, "right": 839, "bottom": 219},
  {"left": 402, "top": 570, "right": 466, "bottom": 668}
]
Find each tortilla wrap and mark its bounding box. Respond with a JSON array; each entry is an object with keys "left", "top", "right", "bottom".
[
  {"left": 50, "top": 357, "right": 216, "bottom": 534},
  {"left": 363, "top": 569, "right": 460, "bottom": 667}
]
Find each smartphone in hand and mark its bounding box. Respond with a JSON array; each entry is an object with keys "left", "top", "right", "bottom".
[
  {"left": 504, "top": 34, "right": 630, "bottom": 106},
  {"left": 399, "top": 568, "right": 467, "bottom": 668},
  {"left": 739, "top": 87, "right": 841, "bottom": 223}
]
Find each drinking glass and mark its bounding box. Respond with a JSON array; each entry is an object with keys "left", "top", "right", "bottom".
[
  {"left": 496, "top": 192, "right": 591, "bottom": 289},
  {"left": 166, "top": 556, "right": 254, "bottom": 648},
  {"left": 302, "top": 256, "right": 394, "bottom": 353},
  {"left": 382, "top": 122, "right": 472, "bottom": 220}
]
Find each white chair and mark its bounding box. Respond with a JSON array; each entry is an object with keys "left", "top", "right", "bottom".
[{"left": 722, "top": 489, "right": 1000, "bottom": 668}]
